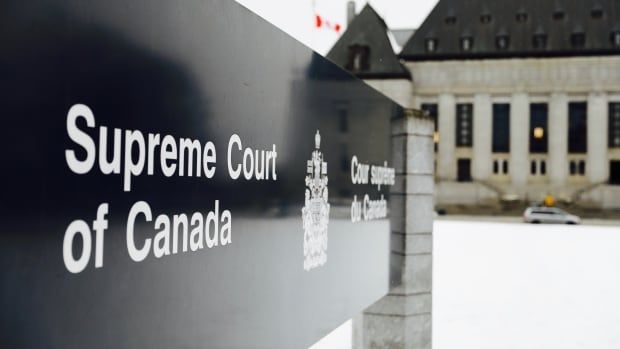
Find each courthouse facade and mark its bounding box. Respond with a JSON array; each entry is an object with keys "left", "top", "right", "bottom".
[{"left": 328, "top": 0, "right": 620, "bottom": 208}]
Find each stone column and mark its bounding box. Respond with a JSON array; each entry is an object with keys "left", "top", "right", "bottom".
[
  {"left": 587, "top": 92, "right": 608, "bottom": 183},
  {"left": 510, "top": 93, "right": 529, "bottom": 190},
  {"left": 472, "top": 93, "right": 492, "bottom": 180},
  {"left": 549, "top": 93, "right": 568, "bottom": 187},
  {"left": 438, "top": 93, "right": 456, "bottom": 181},
  {"left": 356, "top": 109, "right": 434, "bottom": 349}
]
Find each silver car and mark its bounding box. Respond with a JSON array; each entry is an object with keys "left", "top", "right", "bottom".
[{"left": 523, "top": 207, "right": 581, "bottom": 224}]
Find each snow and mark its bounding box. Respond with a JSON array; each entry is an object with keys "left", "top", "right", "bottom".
[
  {"left": 309, "top": 319, "right": 352, "bottom": 349},
  {"left": 435, "top": 220, "right": 620, "bottom": 349},
  {"left": 311, "top": 219, "right": 620, "bottom": 349}
]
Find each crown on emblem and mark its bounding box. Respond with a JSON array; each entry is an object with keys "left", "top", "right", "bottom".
[{"left": 315, "top": 130, "right": 321, "bottom": 149}]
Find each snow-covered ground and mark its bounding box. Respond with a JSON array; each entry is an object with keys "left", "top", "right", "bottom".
[
  {"left": 309, "top": 319, "right": 352, "bottom": 349},
  {"left": 312, "top": 219, "right": 620, "bottom": 349}
]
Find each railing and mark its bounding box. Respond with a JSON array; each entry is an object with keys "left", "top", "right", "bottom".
[{"left": 572, "top": 181, "right": 606, "bottom": 203}]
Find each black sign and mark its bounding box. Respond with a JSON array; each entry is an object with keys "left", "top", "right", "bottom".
[{"left": 0, "top": 1, "right": 402, "bottom": 347}]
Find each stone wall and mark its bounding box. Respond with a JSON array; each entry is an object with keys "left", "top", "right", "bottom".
[
  {"left": 404, "top": 56, "right": 620, "bottom": 206},
  {"left": 365, "top": 79, "right": 413, "bottom": 109}
]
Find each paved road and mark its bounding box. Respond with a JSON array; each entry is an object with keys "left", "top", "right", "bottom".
[{"left": 438, "top": 214, "right": 620, "bottom": 226}]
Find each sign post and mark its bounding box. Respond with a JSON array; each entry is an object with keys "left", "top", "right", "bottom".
[
  {"left": 354, "top": 110, "right": 435, "bottom": 349},
  {"left": 0, "top": 1, "right": 408, "bottom": 348}
]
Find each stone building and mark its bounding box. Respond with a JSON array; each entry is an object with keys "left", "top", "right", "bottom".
[{"left": 327, "top": 1, "right": 620, "bottom": 208}]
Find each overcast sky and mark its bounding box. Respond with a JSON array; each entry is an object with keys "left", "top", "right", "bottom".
[{"left": 236, "top": 0, "right": 439, "bottom": 55}]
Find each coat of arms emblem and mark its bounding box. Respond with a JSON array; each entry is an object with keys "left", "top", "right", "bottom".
[{"left": 302, "top": 130, "right": 330, "bottom": 271}]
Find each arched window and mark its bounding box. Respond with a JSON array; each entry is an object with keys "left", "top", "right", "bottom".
[
  {"left": 591, "top": 6, "right": 604, "bottom": 19},
  {"left": 571, "top": 32, "right": 586, "bottom": 48},
  {"left": 496, "top": 34, "right": 510, "bottom": 50},
  {"left": 445, "top": 16, "right": 456, "bottom": 25},
  {"left": 533, "top": 33, "right": 547, "bottom": 49},
  {"left": 480, "top": 13, "right": 492, "bottom": 24},
  {"left": 461, "top": 36, "right": 473, "bottom": 52},
  {"left": 346, "top": 44, "right": 370, "bottom": 72},
  {"left": 553, "top": 9, "right": 565, "bottom": 20},
  {"left": 425, "top": 38, "right": 438, "bottom": 52},
  {"left": 610, "top": 31, "right": 620, "bottom": 47}
]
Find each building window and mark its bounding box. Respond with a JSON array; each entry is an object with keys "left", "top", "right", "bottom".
[
  {"left": 530, "top": 103, "right": 548, "bottom": 153},
  {"left": 496, "top": 34, "right": 510, "bottom": 50},
  {"left": 422, "top": 104, "right": 439, "bottom": 152},
  {"left": 609, "top": 103, "right": 620, "bottom": 148},
  {"left": 457, "top": 158, "right": 472, "bottom": 182},
  {"left": 480, "top": 13, "right": 492, "bottom": 24},
  {"left": 569, "top": 160, "right": 587, "bottom": 176},
  {"left": 445, "top": 16, "right": 456, "bottom": 25},
  {"left": 568, "top": 102, "right": 587, "bottom": 153},
  {"left": 516, "top": 11, "right": 528, "bottom": 22},
  {"left": 492, "top": 104, "right": 510, "bottom": 153},
  {"left": 530, "top": 160, "right": 538, "bottom": 175},
  {"left": 591, "top": 6, "right": 604, "bottom": 19},
  {"left": 531, "top": 160, "right": 546, "bottom": 175},
  {"left": 610, "top": 31, "right": 620, "bottom": 47},
  {"left": 456, "top": 104, "right": 473, "bottom": 147},
  {"left": 610, "top": 161, "right": 620, "bottom": 185},
  {"left": 346, "top": 44, "right": 370, "bottom": 72},
  {"left": 533, "top": 33, "right": 547, "bottom": 49},
  {"left": 553, "top": 9, "right": 565, "bottom": 20},
  {"left": 425, "top": 38, "right": 437, "bottom": 52},
  {"left": 571, "top": 32, "right": 586, "bottom": 48},
  {"left": 461, "top": 36, "right": 473, "bottom": 52},
  {"left": 338, "top": 108, "right": 348, "bottom": 133},
  {"left": 493, "top": 159, "right": 509, "bottom": 175}
]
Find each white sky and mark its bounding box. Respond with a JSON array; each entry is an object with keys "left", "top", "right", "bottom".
[{"left": 236, "top": 0, "right": 439, "bottom": 55}]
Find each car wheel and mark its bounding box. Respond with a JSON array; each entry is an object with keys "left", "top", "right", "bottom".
[
  {"left": 532, "top": 220, "right": 540, "bottom": 224},
  {"left": 566, "top": 221, "right": 576, "bottom": 225}
]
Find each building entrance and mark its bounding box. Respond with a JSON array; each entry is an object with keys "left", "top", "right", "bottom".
[
  {"left": 610, "top": 161, "right": 620, "bottom": 185},
  {"left": 457, "top": 158, "right": 472, "bottom": 182}
]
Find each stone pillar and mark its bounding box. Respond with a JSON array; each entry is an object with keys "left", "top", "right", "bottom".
[
  {"left": 510, "top": 93, "right": 529, "bottom": 190},
  {"left": 587, "top": 92, "right": 608, "bottom": 183},
  {"left": 549, "top": 93, "right": 568, "bottom": 187},
  {"left": 352, "top": 314, "right": 364, "bottom": 349},
  {"left": 438, "top": 93, "right": 456, "bottom": 180},
  {"left": 472, "top": 93, "right": 492, "bottom": 180},
  {"left": 356, "top": 109, "right": 434, "bottom": 349}
]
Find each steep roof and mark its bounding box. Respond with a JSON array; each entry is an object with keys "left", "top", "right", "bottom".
[
  {"left": 327, "top": 5, "right": 410, "bottom": 79},
  {"left": 400, "top": 0, "right": 620, "bottom": 61}
]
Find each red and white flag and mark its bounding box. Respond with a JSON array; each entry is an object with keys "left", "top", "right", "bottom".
[{"left": 314, "top": 14, "right": 341, "bottom": 33}]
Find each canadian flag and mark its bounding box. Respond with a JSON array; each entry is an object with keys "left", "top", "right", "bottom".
[{"left": 314, "top": 14, "right": 341, "bottom": 33}]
